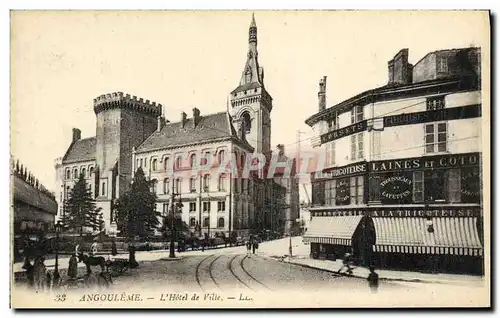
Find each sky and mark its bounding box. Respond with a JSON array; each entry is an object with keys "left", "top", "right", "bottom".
[{"left": 10, "top": 10, "right": 488, "bottom": 195}]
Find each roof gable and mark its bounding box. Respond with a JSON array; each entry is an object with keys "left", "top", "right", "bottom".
[{"left": 62, "top": 137, "right": 97, "bottom": 163}]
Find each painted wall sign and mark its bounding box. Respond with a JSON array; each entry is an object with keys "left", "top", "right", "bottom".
[
  {"left": 310, "top": 206, "right": 481, "bottom": 218},
  {"left": 318, "top": 105, "right": 481, "bottom": 145},
  {"left": 335, "top": 178, "right": 350, "bottom": 205},
  {"left": 318, "top": 162, "right": 367, "bottom": 179},
  {"left": 461, "top": 167, "right": 481, "bottom": 203},
  {"left": 370, "top": 152, "right": 480, "bottom": 173},
  {"left": 383, "top": 104, "right": 481, "bottom": 128},
  {"left": 380, "top": 175, "right": 412, "bottom": 200}
]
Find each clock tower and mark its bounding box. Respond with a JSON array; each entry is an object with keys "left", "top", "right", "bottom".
[{"left": 229, "top": 13, "right": 273, "bottom": 156}]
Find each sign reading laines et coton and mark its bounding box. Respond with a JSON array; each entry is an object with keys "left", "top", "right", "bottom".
[{"left": 370, "top": 152, "right": 480, "bottom": 172}]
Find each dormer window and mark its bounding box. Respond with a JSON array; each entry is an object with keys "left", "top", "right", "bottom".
[
  {"left": 437, "top": 56, "right": 448, "bottom": 73},
  {"left": 245, "top": 67, "right": 252, "bottom": 83}
]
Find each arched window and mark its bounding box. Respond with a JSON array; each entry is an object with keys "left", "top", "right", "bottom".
[
  {"left": 73, "top": 168, "right": 78, "bottom": 179},
  {"left": 189, "top": 154, "right": 196, "bottom": 167},
  {"left": 218, "top": 217, "right": 225, "bottom": 228},
  {"left": 175, "top": 178, "right": 182, "bottom": 194},
  {"left": 218, "top": 174, "right": 226, "bottom": 191},
  {"left": 81, "top": 168, "right": 86, "bottom": 178},
  {"left": 190, "top": 217, "right": 196, "bottom": 227},
  {"left": 203, "top": 217, "right": 210, "bottom": 227},
  {"left": 163, "top": 178, "right": 170, "bottom": 194},
  {"left": 176, "top": 157, "right": 182, "bottom": 169},
  {"left": 241, "top": 111, "right": 252, "bottom": 133},
  {"left": 152, "top": 159, "right": 157, "bottom": 171},
  {"left": 101, "top": 182, "right": 106, "bottom": 196},
  {"left": 65, "top": 169, "right": 70, "bottom": 180},
  {"left": 89, "top": 166, "right": 94, "bottom": 176},
  {"left": 218, "top": 150, "right": 225, "bottom": 164},
  {"left": 203, "top": 175, "right": 210, "bottom": 192},
  {"left": 164, "top": 157, "right": 170, "bottom": 171}
]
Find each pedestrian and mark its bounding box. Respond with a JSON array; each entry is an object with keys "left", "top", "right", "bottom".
[
  {"left": 111, "top": 240, "right": 118, "bottom": 256},
  {"left": 337, "top": 253, "right": 354, "bottom": 275},
  {"left": 90, "top": 242, "right": 98, "bottom": 257},
  {"left": 45, "top": 272, "right": 52, "bottom": 291},
  {"left": 128, "top": 244, "right": 138, "bottom": 268},
  {"left": 367, "top": 265, "right": 379, "bottom": 293},
  {"left": 246, "top": 240, "right": 251, "bottom": 255},
  {"left": 68, "top": 253, "right": 78, "bottom": 279},
  {"left": 252, "top": 240, "right": 258, "bottom": 255}
]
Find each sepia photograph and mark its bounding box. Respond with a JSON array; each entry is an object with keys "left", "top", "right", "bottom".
[{"left": 9, "top": 10, "right": 490, "bottom": 308}]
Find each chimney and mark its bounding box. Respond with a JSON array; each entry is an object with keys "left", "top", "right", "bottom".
[
  {"left": 72, "top": 128, "right": 81, "bottom": 143},
  {"left": 157, "top": 116, "right": 165, "bottom": 132},
  {"left": 192, "top": 107, "right": 201, "bottom": 127},
  {"left": 388, "top": 49, "right": 413, "bottom": 85},
  {"left": 181, "top": 112, "right": 187, "bottom": 128},
  {"left": 318, "top": 76, "right": 327, "bottom": 111}
]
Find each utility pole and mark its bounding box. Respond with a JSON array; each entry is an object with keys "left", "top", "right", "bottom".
[{"left": 169, "top": 176, "right": 176, "bottom": 258}]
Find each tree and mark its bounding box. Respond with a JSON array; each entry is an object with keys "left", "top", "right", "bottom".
[
  {"left": 65, "top": 173, "right": 102, "bottom": 237},
  {"left": 115, "top": 167, "right": 160, "bottom": 239}
]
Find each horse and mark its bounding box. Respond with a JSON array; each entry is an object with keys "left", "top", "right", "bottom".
[{"left": 77, "top": 252, "right": 107, "bottom": 274}]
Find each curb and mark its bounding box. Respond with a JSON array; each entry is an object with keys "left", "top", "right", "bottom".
[{"left": 279, "top": 259, "right": 482, "bottom": 286}]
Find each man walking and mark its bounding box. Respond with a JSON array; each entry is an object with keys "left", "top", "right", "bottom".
[{"left": 367, "top": 265, "right": 379, "bottom": 293}]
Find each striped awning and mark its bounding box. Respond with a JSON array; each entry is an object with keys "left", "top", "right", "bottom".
[
  {"left": 373, "top": 217, "right": 483, "bottom": 256},
  {"left": 303, "top": 215, "right": 363, "bottom": 246}
]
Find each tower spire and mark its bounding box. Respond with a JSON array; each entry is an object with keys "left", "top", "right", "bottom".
[{"left": 249, "top": 12, "right": 257, "bottom": 44}]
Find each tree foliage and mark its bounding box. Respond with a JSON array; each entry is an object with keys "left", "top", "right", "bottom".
[
  {"left": 115, "top": 167, "right": 160, "bottom": 239},
  {"left": 65, "top": 173, "right": 102, "bottom": 236}
]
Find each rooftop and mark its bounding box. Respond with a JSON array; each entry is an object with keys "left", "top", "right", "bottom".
[{"left": 62, "top": 137, "right": 97, "bottom": 164}]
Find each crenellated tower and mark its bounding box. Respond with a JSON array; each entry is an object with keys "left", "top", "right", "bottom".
[
  {"left": 229, "top": 13, "right": 273, "bottom": 155},
  {"left": 93, "top": 92, "right": 162, "bottom": 222}
]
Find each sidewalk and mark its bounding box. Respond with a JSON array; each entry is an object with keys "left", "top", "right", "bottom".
[{"left": 256, "top": 237, "right": 485, "bottom": 286}]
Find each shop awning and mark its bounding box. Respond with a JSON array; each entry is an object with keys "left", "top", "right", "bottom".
[
  {"left": 303, "top": 215, "right": 363, "bottom": 246},
  {"left": 373, "top": 217, "right": 483, "bottom": 256}
]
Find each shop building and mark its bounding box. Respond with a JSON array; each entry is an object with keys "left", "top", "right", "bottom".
[{"left": 304, "top": 47, "right": 484, "bottom": 274}]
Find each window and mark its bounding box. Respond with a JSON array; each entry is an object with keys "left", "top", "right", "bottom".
[
  {"left": 89, "top": 167, "right": 94, "bottom": 176},
  {"left": 175, "top": 157, "right": 182, "bottom": 169},
  {"left": 218, "top": 174, "right": 226, "bottom": 191},
  {"left": 151, "top": 179, "right": 157, "bottom": 193},
  {"left": 175, "top": 178, "right": 182, "bottom": 194},
  {"left": 101, "top": 182, "right": 106, "bottom": 196},
  {"left": 203, "top": 217, "right": 210, "bottom": 227},
  {"left": 190, "top": 217, "right": 196, "bottom": 227},
  {"left": 326, "top": 142, "right": 335, "bottom": 166},
  {"left": 350, "top": 176, "right": 364, "bottom": 205},
  {"left": 65, "top": 169, "right": 70, "bottom": 180},
  {"left": 189, "top": 202, "right": 196, "bottom": 212},
  {"left": 425, "top": 170, "right": 446, "bottom": 202},
  {"left": 235, "top": 178, "right": 240, "bottom": 192},
  {"left": 218, "top": 150, "right": 225, "bottom": 164},
  {"left": 65, "top": 186, "right": 70, "bottom": 200},
  {"left": 218, "top": 201, "right": 226, "bottom": 211},
  {"left": 327, "top": 118, "right": 338, "bottom": 131},
  {"left": 437, "top": 56, "right": 448, "bottom": 72},
  {"left": 426, "top": 96, "right": 445, "bottom": 110},
  {"left": 189, "top": 154, "right": 196, "bottom": 167},
  {"left": 73, "top": 168, "right": 78, "bottom": 179},
  {"left": 425, "top": 123, "right": 447, "bottom": 153},
  {"left": 351, "top": 133, "right": 364, "bottom": 160},
  {"left": 351, "top": 106, "right": 364, "bottom": 124},
  {"left": 203, "top": 175, "right": 210, "bottom": 192},
  {"left": 369, "top": 176, "right": 381, "bottom": 202},
  {"left": 203, "top": 201, "right": 211, "bottom": 212},
  {"left": 140, "top": 159, "right": 143, "bottom": 168},
  {"left": 152, "top": 159, "right": 157, "bottom": 171},
  {"left": 324, "top": 180, "right": 336, "bottom": 206},
  {"left": 205, "top": 152, "right": 212, "bottom": 166},
  {"left": 218, "top": 217, "right": 225, "bottom": 228},
  {"left": 413, "top": 171, "right": 424, "bottom": 202},
  {"left": 164, "top": 157, "right": 170, "bottom": 171},
  {"left": 163, "top": 178, "right": 170, "bottom": 194},
  {"left": 447, "top": 169, "right": 461, "bottom": 203},
  {"left": 190, "top": 176, "right": 197, "bottom": 192},
  {"left": 81, "top": 168, "right": 86, "bottom": 178}
]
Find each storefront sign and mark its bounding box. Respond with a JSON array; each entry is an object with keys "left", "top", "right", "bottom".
[
  {"left": 380, "top": 176, "right": 412, "bottom": 200},
  {"left": 461, "top": 167, "right": 481, "bottom": 203},
  {"left": 321, "top": 162, "right": 367, "bottom": 179},
  {"left": 320, "top": 121, "right": 367, "bottom": 144},
  {"left": 310, "top": 206, "right": 481, "bottom": 218},
  {"left": 383, "top": 104, "right": 481, "bottom": 128},
  {"left": 370, "top": 153, "right": 480, "bottom": 172}
]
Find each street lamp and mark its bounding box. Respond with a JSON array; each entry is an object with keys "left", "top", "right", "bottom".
[{"left": 53, "top": 220, "right": 62, "bottom": 286}]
